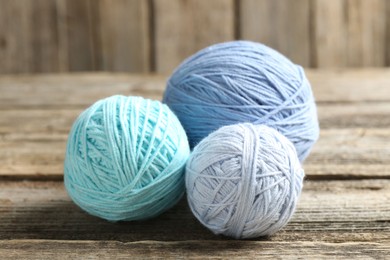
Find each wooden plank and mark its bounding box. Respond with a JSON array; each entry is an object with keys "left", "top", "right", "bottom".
[
  {"left": 308, "top": 69, "right": 390, "bottom": 102},
  {"left": 1, "top": 69, "right": 390, "bottom": 109},
  {"left": 388, "top": 1, "right": 390, "bottom": 66},
  {"left": 1, "top": 71, "right": 390, "bottom": 178},
  {"left": 345, "top": 0, "right": 387, "bottom": 67},
  {"left": 0, "top": 180, "right": 389, "bottom": 242},
  {"left": 2, "top": 103, "right": 390, "bottom": 138},
  {"left": 27, "top": 0, "right": 60, "bottom": 73},
  {"left": 0, "top": 0, "right": 60, "bottom": 73},
  {"left": 318, "top": 103, "right": 390, "bottom": 129},
  {"left": 312, "top": 0, "right": 346, "bottom": 68},
  {"left": 241, "top": 0, "right": 386, "bottom": 68},
  {"left": 0, "top": 109, "right": 78, "bottom": 137},
  {"left": 55, "top": 0, "right": 69, "bottom": 72},
  {"left": 0, "top": 1, "right": 32, "bottom": 73},
  {"left": 240, "top": 0, "right": 311, "bottom": 67},
  {"left": 305, "top": 129, "right": 390, "bottom": 179},
  {"left": 0, "top": 140, "right": 65, "bottom": 178},
  {"left": 0, "top": 240, "right": 389, "bottom": 259},
  {"left": 2, "top": 103, "right": 390, "bottom": 141},
  {"left": 56, "top": 0, "right": 97, "bottom": 71},
  {"left": 313, "top": 0, "right": 387, "bottom": 68},
  {"left": 0, "top": 68, "right": 390, "bottom": 109},
  {"left": 98, "top": 0, "right": 150, "bottom": 72},
  {"left": 66, "top": 0, "right": 97, "bottom": 71},
  {"left": 0, "top": 74, "right": 166, "bottom": 109},
  {"left": 1, "top": 128, "right": 390, "bottom": 179},
  {"left": 153, "top": 0, "right": 235, "bottom": 73},
  {"left": 0, "top": 0, "right": 149, "bottom": 74}
]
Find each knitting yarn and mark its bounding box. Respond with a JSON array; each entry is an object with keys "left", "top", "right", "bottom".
[
  {"left": 186, "top": 123, "right": 304, "bottom": 239},
  {"left": 64, "top": 95, "right": 190, "bottom": 221},
  {"left": 163, "top": 40, "right": 319, "bottom": 161}
]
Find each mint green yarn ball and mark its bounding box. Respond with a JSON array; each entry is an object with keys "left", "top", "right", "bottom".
[{"left": 64, "top": 95, "right": 190, "bottom": 221}]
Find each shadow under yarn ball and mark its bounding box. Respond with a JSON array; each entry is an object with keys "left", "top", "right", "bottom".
[
  {"left": 64, "top": 95, "right": 190, "bottom": 221},
  {"left": 186, "top": 123, "right": 304, "bottom": 239},
  {"left": 163, "top": 40, "right": 319, "bottom": 162}
]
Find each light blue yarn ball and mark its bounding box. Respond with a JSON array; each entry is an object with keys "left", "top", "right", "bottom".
[
  {"left": 163, "top": 40, "right": 319, "bottom": 161},
  {"left": 186, "top": 123, "right": 304, "bottom": 239},
  {"left": 64, "top": 95, "right": 190, "bottom": 221}
]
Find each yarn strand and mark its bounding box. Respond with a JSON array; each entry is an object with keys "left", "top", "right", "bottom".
[
  {"left": 186, "top": 123, "right": 304, "bottom": 239},
  {"left": 163, "top": 40, "right": 319, "bottom": 161},
  {"left": 64, "top": 95, "right": 190, "bottom": 221}
]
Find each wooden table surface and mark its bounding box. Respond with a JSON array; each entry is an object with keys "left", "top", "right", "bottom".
[{"left": 0, "top": 70, "right": 389, "bottom": 259}]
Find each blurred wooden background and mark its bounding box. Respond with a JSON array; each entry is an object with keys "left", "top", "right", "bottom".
[{"left": 0, "top": 0, "right": 389, "bottom": 74}]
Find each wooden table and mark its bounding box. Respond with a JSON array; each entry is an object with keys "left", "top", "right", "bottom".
[{"left": 0, "top": 70, "right": 389, "bottom": 259}]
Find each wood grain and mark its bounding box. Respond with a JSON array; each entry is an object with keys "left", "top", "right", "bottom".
[
  {"left": 153, "top": 0, "right": 235, "bottom": 73},
  {"left": 305, "top": 129, "right": 390, "bottom": 179},
  {"left": 240, "top": 0, "right": 311, "bottom": 67},
  {"left": 1, "top": 71, "right": 390, "bottom": 179},
  {"left": 98, "top": 0, "right": 150, "bottom": 72},
  {"left": 0, "top": 69, "right": 389, "bottom": 258},
  {"left": 1, "top": 105, "right": 390, "bottom": 180},
  {"left": 2, "top": 69, "right": 390, "bottom": 109},
  {"left": 27, "top": 0, "right": 60, "bottom": 73},
  {"left": 387, "top": 0, "right": 390, "bottom": 66},
  {"left": 0, "top": 0, "right": 60, "bottom": 73},
  {"left": 0, "top": 1, "right": 31, "bottom": 73},
  {"left": 308, "top": 69, "right": 390, "bottom": 102},
  {"left": 1, "top": 0, "right": 390, "bottom": 74},
  {"left": 0, "top": 180, "right": 388, "bottom": 242},
  {"left": 312, "top": 0, "right": 346, "bottom": 68},
  {"left": 0, "top": 73, "right": 166, "bottom": 109},
  {"left": 0, "top": 239, "right": 389, "bottom": 259},
  {"left": 313, "top": 0, "right": 387, "bottom": 68},
  {"left": 2, "top": 103, "right": 390, "bottom": 140},
  {"left": 345, "top": 0, "right": 387, "bottom": 67},
  {"left": 2, "top": 128, "right": 390, "bottom": 179},
  {"left": 56, "top": 0, "right": 97, "bottom": 71},
  {"left": 318, "top": 103, "right": 390, "bottom": 129},
  {"left": 0, "top": 0, "right": 150, "bottom": 74}
]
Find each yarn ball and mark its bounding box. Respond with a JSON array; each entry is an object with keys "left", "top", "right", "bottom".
[
  {"left": 163, "top": 40, "right": 319, "bottom": 161},
  {"left": 64, "top": 95, "right": 190, "bottom": 221},
  {"left": 186, "top": 123, "right": 304, "bottom": 239}
]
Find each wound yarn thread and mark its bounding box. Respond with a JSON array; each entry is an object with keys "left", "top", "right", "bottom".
[
  {"left": 163, "top": 40, "right": 319, "bottom": 161},
  {"left": 64, "top": 95, "right": 190, "bottom": 221},
  {"left": 186, "top": 123, "right": 304, "bottom": 239}
]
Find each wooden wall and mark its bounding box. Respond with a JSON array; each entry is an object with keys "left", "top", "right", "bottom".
[{"left": 0, "top": 0, "right": 389, "bottom": 74}]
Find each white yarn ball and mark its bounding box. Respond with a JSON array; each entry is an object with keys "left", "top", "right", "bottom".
[{"left": 186, "top": 123, "right": 304, "bottom": 239}]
